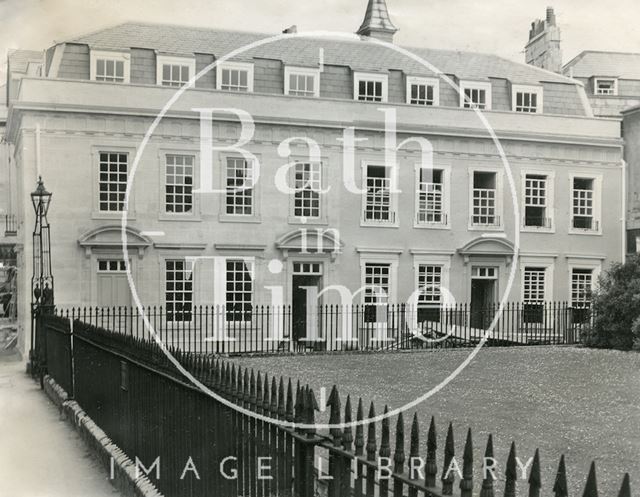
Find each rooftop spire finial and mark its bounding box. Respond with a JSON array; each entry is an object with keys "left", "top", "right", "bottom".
[{"left": 356, "top": 0, "right": 398, "bottom": 43}]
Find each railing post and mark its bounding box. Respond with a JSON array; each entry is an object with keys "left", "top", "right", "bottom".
[
  {"left": 480, "top": 435, "right": 495, "bottom": 497},
  {"left": 441, "top": 422, "right": 455, "bottom": 495},
  {"left": 460, "top": 428, "right": 473, "bottom": 497},
  {"left": 425, "top": 416, "right": 437, "bottom": 487}
]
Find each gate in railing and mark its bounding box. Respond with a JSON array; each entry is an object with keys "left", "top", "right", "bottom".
[
  {"left": 55, "top": 302, "right": 593, "bottom": 355},
  {"left": 40, "top": 314, "right": 630, "bottom": 497}
]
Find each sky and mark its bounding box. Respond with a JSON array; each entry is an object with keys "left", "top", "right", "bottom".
[{"left": 1, "top": 0, "right": 639, "bottom": 82}]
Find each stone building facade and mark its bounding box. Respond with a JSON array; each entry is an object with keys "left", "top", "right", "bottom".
[{"left": 3, "top": 0, "right": 625, "bottom": 354}]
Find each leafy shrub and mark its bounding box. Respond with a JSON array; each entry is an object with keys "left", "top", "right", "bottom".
[{"left": 587, "top": 254, "right": 640, "bottom": 350}]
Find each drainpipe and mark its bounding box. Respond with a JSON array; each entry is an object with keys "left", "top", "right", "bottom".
[{"left": 622, "top": 158, "right": 627, "bottom": 263}]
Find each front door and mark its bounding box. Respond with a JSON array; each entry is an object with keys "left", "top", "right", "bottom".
[
  {"left": 291, "top": 262, "right": 323, "bottom": 342},
  {"left": 470, "top": 267, "right": 497, "bottom": 329},
  {"left": 97, "top": 260, "right": 132, "bottom": 307}
]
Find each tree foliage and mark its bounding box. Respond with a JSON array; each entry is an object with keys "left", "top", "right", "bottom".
[{"left": 586, "top": 254, "right": 640, "bottom": 350}]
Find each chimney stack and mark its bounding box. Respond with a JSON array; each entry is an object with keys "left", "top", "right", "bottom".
[
  {"left": 524, "top": 6, "right": 563, "bottom": 73},
  {"left": 282, "top": 25, "right": 297, "bottom": 34}
]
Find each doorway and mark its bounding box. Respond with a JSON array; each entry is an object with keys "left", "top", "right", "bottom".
[
  {"left": 291, "top": 262, "right": 322, "bottom": 342},
  {"left": 470, "top": 266, "right": 497, "bottom": 329},
  {"left": 97, "top": 259, "right": 132, "bottom": 307}
]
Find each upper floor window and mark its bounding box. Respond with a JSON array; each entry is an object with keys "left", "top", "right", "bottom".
[
  {"left": 156, "top": 55, "right": 195, "bottom": 87},
  {"left": 354, "top": 72, "right": 388, "bottom": 103},
  {"left": 225, "top": 157, "right": 254, "bottom": 216},
  {"left": 285, "top": 67, "right": 320, "bottom": 97},
  {"left": 470, "top": 170, "right": 501, "bottom": 228},
  {"left": 217, "top": 62, "right": 254, "bottom": 92},
  {"left": 293, "top": 162, "right": 322, "bottom": 219},
  {"left": 459, "top": 81, "right": 492, "bottom": 110},
  {"left": 406, "top": 77, "right": 439, "bottom": 106},
  {"left": 363, "top": 164, "right": 396, "bottom": 225},
  {"left": 165, "top": 155, "right": 194, "bottom": 214},
  {"left": 416, "top": 168, "right": 447, "bottom": 226},
  {"left": 571, "top": 175, "right": 601, "bottom": 233},
  {"left": 99, "top": 152, "right": 127, "bottom": 212},
  {"left": 90, "top": 50, "right": 130, "bottom": 83},
  {"left": 512, "top": 85, "right": 543, "bottom": 113},
  {"left": 594, "top": 78, "right": 618, "bottom": 96},
  {"left": 523, "top": 173, "right": 553, "bottom": 229}
]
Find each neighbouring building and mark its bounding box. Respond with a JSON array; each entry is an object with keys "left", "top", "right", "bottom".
[{"left": 4, "top": 0, "right": 625, "bottom": 355}]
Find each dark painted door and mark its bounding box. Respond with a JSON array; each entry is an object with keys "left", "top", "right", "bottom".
[
  {"left": 470, "top": 279, "right": 495, "bottom": 329},
  {"left": 292, "top": 275, "right": 321, "bottom": 340}
]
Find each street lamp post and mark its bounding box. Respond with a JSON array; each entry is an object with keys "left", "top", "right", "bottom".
[{"left": 29, "top": 176, "right": 54, "bottom": 377}]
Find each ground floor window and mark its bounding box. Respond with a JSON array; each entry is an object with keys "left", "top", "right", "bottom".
[
  {"left": 364, "top": 263, "right": 390, "bottom": 323},
  {"left": 571, "top": 267, "right": 593, "bottom": 323},
  {"left": 523, "top": 267, "right": 546, "bottom": 324},
  {"left": 165, "top": 259, "right": 193, "bottom": 322},
  {"left": 417, "top": 264, "right": 442, "bottom": 322},
  {"left": 226, "top": 260, "right": 253, "bottom": 322}
]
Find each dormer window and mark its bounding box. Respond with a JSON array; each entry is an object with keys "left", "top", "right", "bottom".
[
  {"left": 284, "top": 66, "right": 320, "bottom": 97},
  {"left": 90, "top": 50, "right": 130, "bottom": 83},
  {"left": 156, "top": 55, "right": 195, "bottom": 87},
  {"left": 406, "top": 76, "right": 439, "bottom": 106},
  {"left": 512, "top": 85, "right": 543, "bottom": 113},
  {"left": 459, "top": 81, "right": 492, "bottom": 110},
  {"left": 354, "top": 72, "right": 388, "bottom": 102},
  {"left": 594, "top": 78, "right": 618, "bottom": 96},
  {"left": 217, "top": 61, "right": 254, "bottom": 92}
]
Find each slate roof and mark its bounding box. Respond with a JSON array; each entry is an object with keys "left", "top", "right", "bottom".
[
  {"left": 68, "top": 22, "right": 577, "bottom": 86},
  {"left": 7, "top": 49, "right": 43, "bottom": 73},
  {"left": 563, "top": 51, "right": 640, "bottom": 80}
]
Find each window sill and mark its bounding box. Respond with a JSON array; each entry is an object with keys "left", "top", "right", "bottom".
[
  {"left": 468, "top": 224, "right": 503, "bottom": 232},
  {"left": 414, "top": 223, "right": 451, "bottom": 230},
  {"left": 360, "top": 221, "right": 400, "bottom": 229},
  {"left": 159, "top": 213, "right": 202, "bottom": 222},
  {"left": 568, "top": 229, "right": 602, "bottom": 236},
  {"left": 92, "top": 211, "right": 136, "bottom": 221},
  {"left": 219, "top": 214, "right": 262, "bottom": 224},
  {"left": 521, "top": 226, "right": 555, "bottom": 234},
  {"left": 287, "top": 217, "right": 328, "bottom": 226}
]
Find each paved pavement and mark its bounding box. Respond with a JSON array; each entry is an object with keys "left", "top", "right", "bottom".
[{"left": 0, "top": 359, "right": 121, "bottom": 497}]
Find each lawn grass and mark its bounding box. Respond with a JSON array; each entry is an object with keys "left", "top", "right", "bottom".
[{"left": 232, "top": 346, "right": 640, "bottom": 496}]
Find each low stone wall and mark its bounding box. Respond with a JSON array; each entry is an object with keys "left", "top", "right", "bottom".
[{"left": 43, "top": 374, "right": 163, "bottom": 497}]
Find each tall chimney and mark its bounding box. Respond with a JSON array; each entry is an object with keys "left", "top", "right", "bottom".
[{"left": 524, "top": 6, "right": 562, "bottom": 73}]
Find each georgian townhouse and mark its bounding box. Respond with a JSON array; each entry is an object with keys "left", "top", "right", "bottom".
[{"left": 4, "top": 0, "right": 624, "bottom": 352}]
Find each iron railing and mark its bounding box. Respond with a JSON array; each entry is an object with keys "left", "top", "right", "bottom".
[
  {"left": 39, "top": 313, "right": 630, "bottom": 497},
  {"left": 54, "top": 301, "right": 591, "bottom": 356}
]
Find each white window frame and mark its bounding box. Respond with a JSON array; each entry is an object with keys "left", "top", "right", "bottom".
[
  {"left": 567, "top": 259, "right": 601, "bottom": 308},
  {"left": 289, "top": 160, "right": 325, "bottom": 223},
  {"left": 459, "top": 80, "right": 492, "bottom": 110},
  {"left": 354, "top": 72, "right": 389, "bottom": 103},
  {"left": 406, "top": 76, "right": 440, "bottom": 106},
  {"left": 359, "top": 252, "right": 399, "bottom": 307},
  {"left": 594, "top": 78, "right": 618, "bottom": 96},
  {"left": 224, "top": 258, "right": 255, "bottom": 323},
  {"left": 160, "top": 151, "right": 199, "bottom": 219},
  {"left": 284, "top": 66, "right": 320, "bottom": 97},
  {"left": 218, "top": 153, "right": 261, "bottom": 223},
  {"left": 569, "top": 173, "right": 602, "bottom": 235},
  {"left": 156, "top": 55, "right": 196, "bottom": 87},
  {"left": 90, "top": 50, "right": 130, "bottom": 83},
  {"left": 412, "top": 254, "right": 452, "bottom": 308},
  {"left": 512, "top": 84, "right": 543, "bottom": 113},
  {"left": 521, "top": 169, "right": 555, "bottom": 233},
  {"left": 361, "top": 162, "right": 399, "bottom": 227},
  {"left": 414, "top": 164, "right": 451, "bottom": 229},
  {"left": 468, "top": 167, "right": 504, "bottom": 231},
  {"left": 216, "top": 61, "right": 254, "bottom": 92},
  {"left": 519, "top": 258, "right": 554, "bottom": 303}
]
